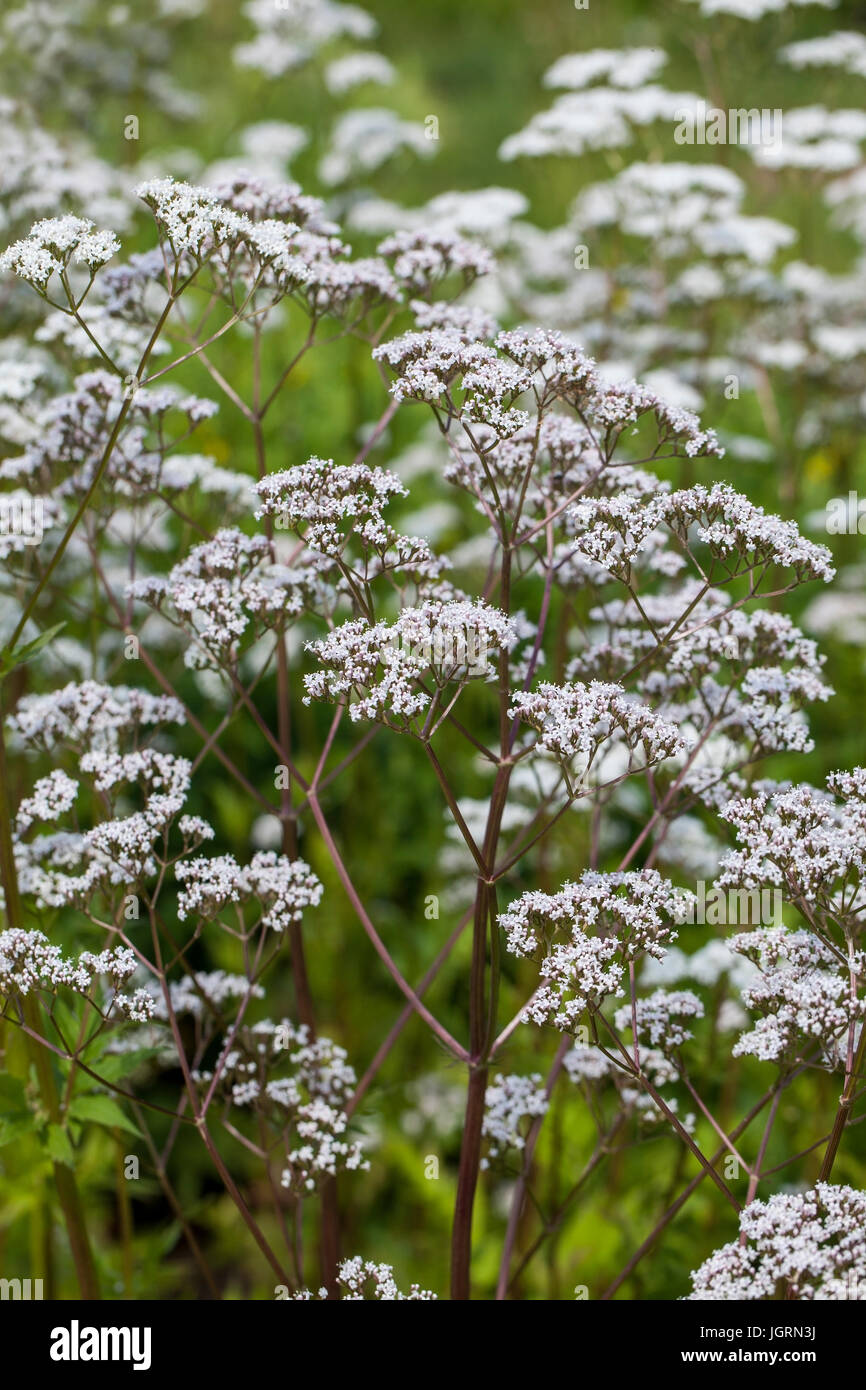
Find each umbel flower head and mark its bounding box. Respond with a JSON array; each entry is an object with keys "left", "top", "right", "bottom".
[
  {"left": 175, "top": 852, "right": 323, "bottom": 931},
  {"left": 127, "top": 528, "right": 315, "bottom": 671},
  {"left": 499, "top": 870, "right": 690, "bottom": 1032},
  {"left": 291, "top": 1256, "right": 437, "bottom": 1300},
  {"left": 509, "top": 679, "right": 687, "bottom": 785},
  {"left": 194, "top": 1019, "right": 367, "bottom": 1193},
  {"left": 570, "top": 483, "right": 834, "bottom": 586},
  {"left": 481, "top": 1073, "right": 549, "bottom": 1167},
  {"left": 304, "top": 600, "right": 516, "bottom": 734},
  {"left": 253, "top": 456, "right": 446, "bottom": 583},
  {"left": 685, "top": 1184, "right": 866, "bottom": 1300},
  {"left": 614, "top": 988, "right": 705, "bottom": 1052},
  {"left": 726, "top": 927, "right": 864, "bottom": 1065},
  {"left": 0, "top": 929, "right": 155, "bottom": 1023},
  {"left": 0, "top": 215, "right": 120, "bottom": 293}
]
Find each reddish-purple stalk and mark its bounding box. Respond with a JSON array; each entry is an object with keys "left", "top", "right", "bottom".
[{"left": 450, "top": 535, "right": 516, "bottom": 1299}]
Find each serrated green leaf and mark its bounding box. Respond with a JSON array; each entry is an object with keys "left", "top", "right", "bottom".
[
  {"left": 68, "top": 1094, "right": 141, "bottom": 1136},
  {"left": 46, "top": 1122, "right": 75, "bottom": 1167}
]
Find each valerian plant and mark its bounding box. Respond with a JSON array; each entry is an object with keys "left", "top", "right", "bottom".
[{"left": 2, "top": 156, "right": 866, "bottom": 1305}]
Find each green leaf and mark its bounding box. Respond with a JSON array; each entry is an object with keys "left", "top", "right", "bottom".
[
  {"left": 0, "top": 1073, "right": 38, "bottom": 1149},
  {"left": 68, "top": 1094, "right": 141, "bottom": 1137},
  {"left": 85, "top": 1048, "right": 162, "bottom": 1085},
  {"left": 0, "top": 1114, "right": 40, "bottom": 1148},
  {"left": 51, "top": 996, "right": 85, "bottom": 1048},
  {"left": 0, "top": 1074, "right": 28, "bottom": 1115},
  {"left": 0, "top": 622, "right": 66, "bottom": 679},
  {"left": 45, "top": 1122, "right": 75, "bottom": 1167}
]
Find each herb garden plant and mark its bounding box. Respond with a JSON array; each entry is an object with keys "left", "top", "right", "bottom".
[{"left": 3, "top": 0, "right": 866, "bottom": 1305}]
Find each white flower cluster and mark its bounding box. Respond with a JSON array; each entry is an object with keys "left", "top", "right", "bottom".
[
  {"left": 200, "top": 1019, "right": 366, "bottom": 1193},
  {"left": 124, "top": 450, "right": 252, "bottom": 503},
  {"left": 318, "top": 108, "right": 433, "bottom": 186},
  {"left": 543, "top": 47, "right": 668, "bottom": 92},
  {"left": 334, "top": 1255, "right": 437, "bottom": 1300},
  {"left": 233, "top": 0, "right": 377, "bottom": 79},
  {"left": 563, "top": 1039, "right": 692, "bottom": 1128},
  {"left": 563, "top": 1042, "right": 614, "bottom": 1084},
  {"left": 374, "top": 326, "right": 534, "bottom": 437},
  {"left": 666, "top": 484, "right": 835, "bottom": 584},
  {"left": 522, "top": 933, "right": 622, "bottom": 1031},
  {"left": 687, "top": 0, "right": 836, "bottom": 17},
  {"left": 0, "top": 489, "right": 61, "bottom": 560},
  {"left": 561, "top": 378, "right": 723, "bottom": 460},
  {"left": 255, "top": 459, "right": 445, "bottom": 588},
  {"left": 80, "top": 748, "right": 189, "bottom": 801},
  {"left": 568, "top": 494, "right": 668, "bottom": 579},
  {"left": 255, "top": 456, "right": 407, "bottom": 556},
  {"left": 574, "top": 597, "right": 830, "bottom": 759},
  {"left": 717, "top": 774, "right": 866, "bottom": 915},
  {"left": 573, "top": 160, "right": 744, "bottom": 243},
  {"left": 724, "top": 665, "right": 831, "bottom": 755},
  {"left": 728, "top": 928, "right": 862, "bottom": 1064},
  {"left": 686, "top": 1184, "right": 866, "bottom": 1301},
  {"left": 0, "top": 369, "right": 221, "bottom": 513},
  {"left": 499, "top": 869, "right": 690, "bottom": 958},
  {"left": 0, "top": 929, "right": 154, "bottom": 1021},
  {"left": 442, "top": 412, "right": 609, "bottom": 520},
  {"left": 15, "top": 770, "right": 78, "bottom": 835},
  {"left": 781, "top": 30, "right": 866, "bottom": 80},
  {"left": 500, "top": 871, "right": 688, "bottom": 1033},
  {"left": 754, "top": 106, "right": 866, "bottom": 175},
  {"left": 136, "top": 177, "right": 309, "bottom": 293},
  {"left": 570, "top": 483, "right": 834, "bottom": 584},
  {"left": 192, "top": 174, "right": 399, "bottom": 318},
  {"left": 376, "top": 322, "right": 724, "bottom": 456},
  {"left": 128, "top": 528, "right": 316, "bottom": 670},
  {"left": 0, "top": 215, "right": 120, "bottom": 291},
  {"left": 150, "top": 970, "right": 263, "bottom": 1022},
  {"left": 378, "top": 228, "right": 495, "bottom": 295},
  {"left": 304, "top": 600, "right": 516, "bottom": 731},
  {"left": 481, "top": 1073, "right": 548, "bottom": 1166},
  {"left": 85, "top": 763, "right": 191, "bottom": 886},
  {"left": 175, "top": 852, "right": 322, "bottom": 931},
  {"left": 621, "top": 1087, "right": 697, "bottom": 1133},
  {"left": 509, "top": 680, "right": 687, "bottom": 775},
  {"left": 293, "top": 1255, "right": 437, "bottom": 1300},
  {"left": 614, "top": 988, "right": 705, "bottom": 1051},
  {"left": 325, "top": 51, "right": 395, "bottom": 94},
  {"left": 570, "top": 1030, "right": 689, "bottom": 1103},
  {"left": 12, "top": 742, "right": 197, "bottom": 906},
  {"left": 499, "top": 72, "right": 702, "bottom": 162},
  {"left": 642, "top": 938, "right": 758, "bottom": 993}
]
